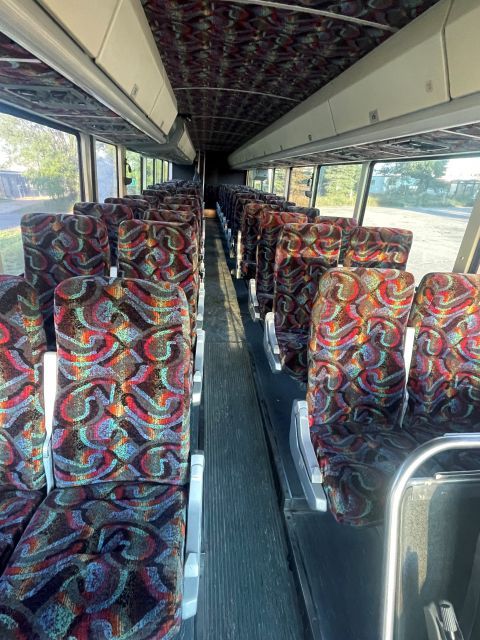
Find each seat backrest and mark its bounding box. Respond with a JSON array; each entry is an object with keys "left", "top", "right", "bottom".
[
  {"left": 404, "top": 273, "right": 480, "bottom": 435},
  {"left": 240, "top": 202, "right": 281, "bottom": 279},
  {"left": 53, "top": 276, "right": 191, "bottom": 487},
  {"left": 104, "top": 197, "right": 148, "bottom": 219},
  {"left": 256, "top": 211, "right": 308, "bottom": 317},
  {"left": 314, "top": 215, "right": 358, "bottom": 262},
  {"left": 117, "top": 220, "right": 198, "bottom": 333},
  {"left": 0, "top": 276, "right": 46, "bottom": 491},
  {"left": 307, "top": 268, "right": 415, "bottom": 432},
  {"left": 274, "top": 223, "right": 341, "bottom": 333},
  {"left": 22, "top": 213, "right": 109, "bottom": 348},
  {"left": 343, "top": 226, "right": 413, "bottom": 269},
  {"left": 73, "top": 202, "right": 132, "bottom": 263},
  {"left": 286, "top": 206, "right": 319, "bottom": 221}
]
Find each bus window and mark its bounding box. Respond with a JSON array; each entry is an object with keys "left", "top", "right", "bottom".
[
  {"left": 0, "top": 112, "right": 80, "bottom": 275},
  {"left": 273, "top": 168, "right": 287, "bottom": 197},
  {"left": 289, "top": 166, "right": 314, "bottom": 206},
  {"left": 363, "top": 158, "right": 480, "bottom": 283},
  {"left": 95, "top": 140, "right": 117, "bottom": 202},
  {"left": 126, "top": 150, "right": 141, "bottom": 194},
  {"left": 144, "top": 157, "right": 154, "bottom": 187},
  {"left": 155, "top": 158, "right": 163, "bottom": 183},
  {"left": 163, "top": 160, "right": 170, "bottom": 182},
  {"left": 315, "top": 164, "right": 362, "bottom": 215}
]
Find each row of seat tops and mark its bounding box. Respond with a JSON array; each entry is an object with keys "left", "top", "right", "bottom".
[
  {"left": 306, "top": 268, "right": 480, "bottom": 527},
  {"left": 20, "top": 188, "right": 202, "bottom": 349},
  {"left": 0, "top": 274, "right": 191, "bottom": 637}
]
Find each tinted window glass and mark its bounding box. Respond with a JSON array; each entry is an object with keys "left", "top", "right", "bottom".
[
  {"left": 126, "top": 150, "right": 141, "bottom": 194},
  {"left": 95, "top": 140, "right": 117, "bottom": 202},
  {"left": 289, "top": 166, "right": 314, "bottom": 206},
  {"left": 315, "top": 164, "right": 362, "bottom": 215}
]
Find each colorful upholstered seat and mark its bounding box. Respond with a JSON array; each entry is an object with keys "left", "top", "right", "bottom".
[
  {"left": 308, "top": 268, "right": 417, "bottom": 525},
  {"left": 314, "top": 215, "right": 358, "bottom": 263},
  {"left": 256, "top": 211, "right": 308, "bottom": 318},
  {"left": 343, "top": 226, "right": 413, "bottom": 269},
  {"left": 239, "top": 203, "right": 279, "bottom": 279},
  {"left": 22, "top": 213, "right": 109, "bottom": 348},
  {"left": 73, "top": 201, "right": 133, "bottom": 263},
  {"left": 104, "top": 196, "right": 149, "bottom": 219},
  {"left": 286, "top": 206, "right": 319, "bottom": 221},
  {"left": 273, "top": 222, "right": 341, "bottom": 380},
  {"left": 404, "top": 273, "right": 480, "bottom": 454},
  {"left": 118, "top": 219, "right": 199, "bottom": 335},
  {"left": 0, "top": 277, "right": 192, "bottom": 638},
  {"left": 0, "top": 276, "right": 46, "bottom": 571}
]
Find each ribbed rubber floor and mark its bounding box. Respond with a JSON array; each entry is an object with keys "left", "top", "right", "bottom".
[{"left": 197, "top": 220, "right": 305, "bottom": 640}]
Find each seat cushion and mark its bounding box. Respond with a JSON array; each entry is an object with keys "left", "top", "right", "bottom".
[
  {"left": 0, "top": 482, "right": 186, "bottom": 640},
  {"left": 311, "top": 425, "right": 421, "bottom": 526},
  {"left": 277, "top": 329, "right": 309, "bottom": 381},
  {"left": 0, "top": 487, "right": 44, "bottom": 573}
]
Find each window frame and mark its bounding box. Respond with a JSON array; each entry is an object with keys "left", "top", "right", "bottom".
[{"left": 92, "top": 137, "right": 119, "bottom": 202}]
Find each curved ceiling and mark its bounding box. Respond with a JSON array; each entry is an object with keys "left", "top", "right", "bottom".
[{"left": 143, "top": 0, "right": 441, "bottom": 153}]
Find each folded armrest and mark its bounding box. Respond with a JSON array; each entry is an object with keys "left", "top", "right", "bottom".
[
  {"left": 192, "top": 329, "right": 205, "bottom": 406},
  {"left": 248, "top": 279, "right": 260, "bottom": 322},
  {"left": 110, "top": 266, "right": 118, "bottom": 278},
  {"left": 263, "top": 312, "right": 282, "bottom": 373},
  {"left": 197, "top": 283, "right": 205, "bottom": 330},
  {"left": 43, "top": 351, "right": 57, "bottom": 493},
  {"left": 182, "top": 451, "right": 205, "bottom": 620}
]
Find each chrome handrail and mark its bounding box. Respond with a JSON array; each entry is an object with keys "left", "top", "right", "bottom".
[{"left": 382, "top": 433, "right": 480, "bottom": 640}]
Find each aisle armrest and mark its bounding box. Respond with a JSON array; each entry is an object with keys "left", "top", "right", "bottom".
[
  {"left": 263, "top": 312, "right": 281, "bottom": 373},
  {"left": 192, "top": 329, "right": 205, "bottom": 406},
  {"left": 235, "top": 231, "right": 242, "bottom": 279},
  {"left": 197, "top": 282, "right": 205, "bottom": 330},
  {"left": 289, "top": 400, "right": 327, "bottom": 511},
  {"left": 110, "top": 266, "right": 118, "bottom": 277},
  {"left": 182, "top": 451, "right": 205, "bottom": 619},
  {"left": 43, "top": 351, "right": 57, "bottom": 493},
  {"left": 248, "top": 279, "right": 260, "bottom": 322}
]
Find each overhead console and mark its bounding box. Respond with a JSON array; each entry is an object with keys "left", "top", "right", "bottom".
[{"left": 229, "top": 0, "right": 480, "bottom": 169}]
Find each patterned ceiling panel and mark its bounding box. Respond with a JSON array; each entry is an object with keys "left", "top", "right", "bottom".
[
  {"left": 253, "top": 124, "right": 480, "bottom": 167},
  {"left": 0, "top": 34, "right": 157, "bottom": 153},
  {"left": 143, "top": 0, "right": 441, "bottom": 152}
]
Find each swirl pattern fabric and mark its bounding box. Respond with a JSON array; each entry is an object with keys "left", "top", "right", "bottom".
[
  {"left": 240, "top": 203, "right": 280, "bottom": 279},
  {"left": 104, "top": 197, "right": 149, "bottom": 220},
  {"left": 404, "top": 273, "right": 480, "bottom": 436},
  {"left": 117, "top": 220, "right": 198, "bottom": 335},
  {"left": 73, "top": 202, "right": 133, "bottom": 264},
  {"left": 343, "top": 226, "right": 413, "bottom": 269},
  {"left": 0, "top": 481, "right": 186, "bottom": 640},
  {"left": 286, "top": 206, "right": 319, "bottom": 222},
  {"left": 273, "top": 223, "right": 341, "bottom": 380},
  {"left": 256, "top": 211, "right": 308, "bottom": 318},
  {"left": 314, "top": 215, "right": 358, "bottom": 263},
  {"left": 307, "top": 268, "right": 416, "bottom": 525},
  {"left": 52, "top": 277, "right": 192, "bottom": 487},
  {"left": 144, "top": 209, "right": 200, "bottom": 253},
  {"left": 22, "top": 213, "right": 109, "bottom": 348}
]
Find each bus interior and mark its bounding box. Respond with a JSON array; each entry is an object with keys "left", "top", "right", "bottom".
[{"left": 0, "top": 1, "right": 479, "bottom": 639}]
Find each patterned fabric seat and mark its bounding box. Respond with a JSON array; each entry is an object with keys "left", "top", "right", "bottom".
[
  {"left": 118, "top": 220, "right": 199, "bottom": 336},
  {"left": 273, "top": 223, "right": 341, "bottom": 380},
  {"left": 343, "top": 226, "right": 413, "bottom": 269},
  {"left": 73, "top": 202, "right": 133, "bottom": 264},
  {"left": 286, "top": 206, "right": 319, "bottom": 221},
  {"left": 22, "top": 213, "right": 109, "bottom": 349},
  {"left": 104, "top": 196, "right": 149, "bottom": 219},
  {"left": 0, "top": 277, "right": 192, "bottom": 638},
  {"left": 0, "top": 276, "right": 46, "bottom": 571},
  {"left": 308, "top": 268, "right": 416, "bottom": 526},
  {"left": 403, "top": 273, "right": 480, "bottom": 469},
  {"left": 145, "top": 209, "right": 200, "bottom": 252},
  {"left": 256, "top": 211, "right": 308, "bottom": 318},
  {"left": 240, "top": 202, "right": 280, "bottom": 279},
  {"left": 314, "top": 215, "right": 358, "bottom": 263}
]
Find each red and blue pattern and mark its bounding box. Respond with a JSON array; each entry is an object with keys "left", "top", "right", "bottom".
[
  {"left": 315, "top": 215, "right": 358, "bottom": 263},
  {"left": 73, "top": 202, "right": 133, "bottom": 264},
  {"left": 343, "top": 226, "right": 413, "bottom": 269}
]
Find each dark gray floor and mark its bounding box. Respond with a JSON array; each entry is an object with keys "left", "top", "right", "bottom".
[{"left": 196, "top": 220, "right": 306, "bottom": 640}]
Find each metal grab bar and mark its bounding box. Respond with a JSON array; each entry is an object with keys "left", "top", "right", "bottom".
[{"left": 382, "top": 433, "right": 480, "bottom": 640}]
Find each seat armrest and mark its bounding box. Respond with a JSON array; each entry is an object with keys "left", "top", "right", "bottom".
[
  {"left": 110, "top": 266, "right": 118, "bottom": 278},
  {"left": 43, "top": 351, "right": 57, "bottom": 493},
  {"left": 235, "top": 231, "right": 242, "bottom": 279},
  {"left": 182, "top": 451, "right": 205, "bottom": 620},
  {"left": 197, "top": 283, "right": 205, "bottom": 330},
  {"left": 263, "top": 312, "right": 282, "bottom": 373},
  {"left": 289, "top": 400, "right": 327, "bottom": 511},
  {"left": 248, "top": 279, "right": 260, "bottom": 322},
  {"left": 192, "top": 329, "right": 205, "bottom": 406}
]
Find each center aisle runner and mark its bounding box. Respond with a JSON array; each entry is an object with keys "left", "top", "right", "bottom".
[{"left": 197, "top": 219, "right": 305, "bottom": 639}]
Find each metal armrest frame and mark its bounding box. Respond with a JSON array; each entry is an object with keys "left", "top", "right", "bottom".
[
  {"left": 192, "top": 329, "right": 205, "bottom": 406},
  {"left": 235, "top": 231, "right": 243, "bottom": 279},
  {"left": 248, "top": 278, "right": 260, "bottom": 322},
  {"left": 382, "top": 433, "right": 480, "bottom": 640},
  {"left": 182, "top": 451, "right": 205, "bottom": 619},
  {"left": 289, "top": 400, "right": 327, "bottom": 511},
  {"left": 42, "top": 351, "right": 57, "bottom": 493},
  {"left": 263, "top": 312, "right": 282, "bottom": 373}
]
